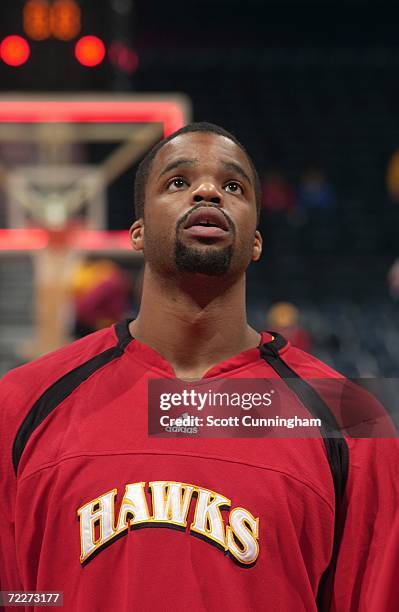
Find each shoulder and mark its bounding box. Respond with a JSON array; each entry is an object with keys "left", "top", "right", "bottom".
[
  {"left": 275, "top": 340, "right": 397, "bottom": 436},
  {"left": 0, "top": 323, "right": 128, "bottom": 478},
  {"left": 285, "top": 345, "right": 343, "bottom": 378},
  {"left": 0, "top": 325, "right": 120, "bottom": 422},
  {"left": 263, "top": 332, "right": 343, "bottom": 379}
]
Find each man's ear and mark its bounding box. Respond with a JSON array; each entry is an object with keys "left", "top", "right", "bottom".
[
  {"left": 252, "top": 230, "right": 263, "bottom": 261},
  {"left": 129, "top": 219, "right": 144, "bottom": 252}
]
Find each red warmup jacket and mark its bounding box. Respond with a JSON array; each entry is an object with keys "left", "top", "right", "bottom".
[
  {"left": 370, "top": 513, "right": 399, "bottom": 610},
  {"left": 0, "top": 320, "right": 398, "bottom": 611}
]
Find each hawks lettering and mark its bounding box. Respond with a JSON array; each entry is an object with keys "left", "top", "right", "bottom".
[
  {"left": 190, "top": 489, "right": 231, "bottom": 548},
  {"left": 115, "top": 482, "right": 150, "bottom": 531},
  {"left": 77, "top": 480, "right": 259, "bottom": 567},
  {"left": 149, "top": 481, "right": 194, "bottom": 526}
]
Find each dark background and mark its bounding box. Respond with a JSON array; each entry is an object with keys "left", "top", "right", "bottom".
[{"left": 1, "top": 0, "right": 399, "bottom": 376}]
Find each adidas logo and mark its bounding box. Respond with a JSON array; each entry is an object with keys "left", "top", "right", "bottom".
[{"left": 164, "top": 412, "right": 199, "bottom": 434}]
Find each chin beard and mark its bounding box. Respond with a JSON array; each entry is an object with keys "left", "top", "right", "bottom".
[{"left": 175, "top": 239, "right": 233, "bottom": 276}]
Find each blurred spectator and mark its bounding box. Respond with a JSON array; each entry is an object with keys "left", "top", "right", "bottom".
[
  {"left": 261, "top": 169, "right": 296, "bottom": 214},
  {"left": 298, "top": 167, "right": 336, "bottom": 210},
  {"left": 387, "top": 258, "right": 399, "bottom": 299},
  {"left": 266, "top": 302, "right": 312, "bottom": 352},
  {"left": 386, "top": 149, "right": 399, "bottom": 203},
  {"left": 70, "top": 258, "right": 130, "bottom": 338}
]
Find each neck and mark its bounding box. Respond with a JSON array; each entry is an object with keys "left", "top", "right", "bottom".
[{"left": 129, "top": 265, "right": 260, "bottom": 378}]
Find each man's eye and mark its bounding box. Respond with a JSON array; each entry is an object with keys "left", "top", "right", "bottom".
[
  {"left": 168, "top": 177, "right": 187, "bottom": 189},
  {"left": 224, "top": 181, "right": 243, "bottom": 194}
]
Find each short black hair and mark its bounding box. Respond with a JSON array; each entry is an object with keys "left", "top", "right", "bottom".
[{"left": 134, "top": 121, "right": 261, "bottom": 225}]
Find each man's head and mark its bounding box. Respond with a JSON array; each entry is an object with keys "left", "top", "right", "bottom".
[
  {"left": 134, "top": 122, "right": 262, "bottom": 224},
  {"left": 130, "top": 122, "right": 262, "bottom": 278}
]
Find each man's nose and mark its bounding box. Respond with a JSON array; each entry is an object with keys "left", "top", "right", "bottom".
[{"left": 191, "top": 182, "right": 223, "bottom": 205}]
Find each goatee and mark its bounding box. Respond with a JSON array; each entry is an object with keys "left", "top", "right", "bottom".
[{"left": 175, "top": 240, "right": 233, "bottom": 276}]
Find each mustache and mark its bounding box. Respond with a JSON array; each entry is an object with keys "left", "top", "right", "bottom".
[{"left": 176, "top": 203, "right": 235, "bottom": 234}]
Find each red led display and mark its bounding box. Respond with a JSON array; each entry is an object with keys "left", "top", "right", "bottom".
[
  {"left": 0, "top": 35, "right": 30, "bottom": 66},
  {"left": 75, "top": 35, "right": 106, "bottom": 67}
]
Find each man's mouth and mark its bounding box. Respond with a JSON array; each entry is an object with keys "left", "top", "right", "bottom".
[
  {"left": 183, "top": 207, "right": 230, "bottom": 238},
  {"left": 184, "top": 225, "right": 228, "bottom": 238}
]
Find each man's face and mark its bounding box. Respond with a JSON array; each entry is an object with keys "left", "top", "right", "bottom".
[{"left": 131, "top": 132, "right": 262, "bottom": 278}]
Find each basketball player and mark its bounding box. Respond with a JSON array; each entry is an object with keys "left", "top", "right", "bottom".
[{"left": 1, "top": 123, "right": 398, "bottom": 611}]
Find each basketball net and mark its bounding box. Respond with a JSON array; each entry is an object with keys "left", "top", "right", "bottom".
[{"left": 0, "top": 95, "right": 190, "bottom": 360}]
